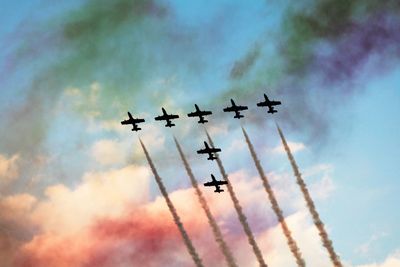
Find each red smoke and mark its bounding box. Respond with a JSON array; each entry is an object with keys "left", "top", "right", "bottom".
[{"left": 15, "top": 208, "right": 212, "bottom": 267}]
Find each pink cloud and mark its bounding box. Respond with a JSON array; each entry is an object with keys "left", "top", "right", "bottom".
[{"left": 2, "top": 165, "right": 362, "bottom": 267}]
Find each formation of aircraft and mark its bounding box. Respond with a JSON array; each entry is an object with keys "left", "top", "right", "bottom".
[
  {"left": 121, "top": 93, "right": 281, "bottom": 130},
  {"left": 223, "top": 99, "right": 248, "bottom": 119},
  {"left": 121, "top": 93, "right": 281, "bottom": 193},
  {"left": 203, "top": 174, "right": 228, "bottom": 193},
  {"left": 154, "top": 108, "right": 180, "bottom": 127},
  {"left": 197, "top": 141, "right": 221, "bottom": 160},
  {"left": 120, "top": 112, "right": 145, "bottom": 131},
  {"left": 187, "top": 104, "right": 212, "bottom": 124},
  {"left": 257, "top": 94, "right": 281, "bottom": 114}
]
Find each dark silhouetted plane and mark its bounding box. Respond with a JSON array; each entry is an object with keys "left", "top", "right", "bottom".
[
  {"left": 121, "top": 112, "right": 145, "bottom": 131},
  {"left": 223, "top": 99, "right": 248, "bottom": 119},
  {"left": 187, "top": 104, "right": 212, "bottom": 124},
  {"left": 197, "top": 141, "right": 221, "bottom": 160},
  {"left": 257, "top": 94, "right": 281, "bottom": 114},
  {"left": 204, "top": 174, "right": 228, "bottom": 193},
  {"left": 154, "top": 107, "right": 179, "bottom": 127}
]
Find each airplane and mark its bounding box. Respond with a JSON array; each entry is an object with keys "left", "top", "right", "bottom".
[
  {"left": 187, "top": 104, "right": 212, "bottom": 124},
  {"left": 196, "top": 141, "right": 221, "bottom": 160},
  {"left": 256, "top": 93, "right": 281, "bottom": 114},
  {"left": 154, "top": 107, "right": 179, "bottom": 127},
  {"left": 204, "top": 174, "right": 228, "bottom": 193},
  {"left": 121, "top": 112, "right": 145, "bottom": 131},
  {"left": 223, "top": 99, "right": 248, "bottom": 119}
]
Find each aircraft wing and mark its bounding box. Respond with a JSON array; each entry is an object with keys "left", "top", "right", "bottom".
[
  {"left": 204, "top": 181, "right": 215, "bottom": 187},
  {"left": 197, "top": 147, "right": 220, "bottom": 154},
  {"left": 154, "top": 115, "right": 166, "bottom": 121},
  {"left": 121, "top": 119, "right": 132, "bottom": 125},
  {"left": 216, "top": 180, "right": 228, "bottom": 185},
  {"left": 257, "top": 101, "right": 267, "bottom": 107},
  {"left": 187, "top": 111, "right": 197, "bottom": 117},
  {"left": 197, "top": 148, "right": 207, "bottom": 154},
  {"left": 223, "top": 106, "right": 235, "bottom": 112}
]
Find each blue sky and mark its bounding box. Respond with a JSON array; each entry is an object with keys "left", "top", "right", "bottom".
[{"left": 0, "top": 1, "right": 399, "bottom": 266}]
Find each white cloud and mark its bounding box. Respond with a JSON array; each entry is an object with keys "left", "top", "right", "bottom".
[
  {"left": 207, "top": 123, "right": 229, "bottom": 137},
  {"left": 309, "top": 175, "right": 336, "bottom": 200},
  {"left": 30, "top": 165, "right": 150, "bottom": 234},
  {"left": 0, "top": 154, "right": 20, "bottom": 185},
  {"left": 62, "top": 82, "right": 104, "bottom": 122},
  {"left": 0, "top": 193, "right": 37, "bottom": 222},
  {"left": 272, "top": 141, "right": 306, "bottom": 154},
  {"left": 256, "top": 210, "right": 334, "bottom": 267},
  {"left": 169, "top": 169, "right": 340, "bottom": 266},
  {"left": 89, "top": 117, "right": 165, "bottom": 165},
  {"left": 133, "top": 123, "right": 165, "bottom": 154},
  {"left": 13, "top": 164, "right": 399, "bottom": 267},
  {"left": 303, "top": 163, "right": 333, "bottom": 178},
  {"left": 356, "top": 231, "right": 388, "bottom": 256},
  {"left": 91, "top": 139, "right": 126, "bottom": 165},
  {"left": 356, "top": 251, "right": 400, "bottom": 267},
  {"left": 99, "top": 119, "right": 125, "bottom": 133},
  {"left": 225, "top": 138, "right": 246, "bottom": 154}
]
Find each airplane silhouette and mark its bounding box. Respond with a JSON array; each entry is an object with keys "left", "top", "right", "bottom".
[
  {"left": 223, "top": 99, "right": 248, "bottom": 119},
  {"left": 187, "top": 104, "right": 212, "bottom": 124},
  {"left": 204, "top": 174, "right": 228, "bottom": 193},
  {"left": 257, "top": 94, "right": 281, "bottom": 114},
  {"left": 154, "top": 107, "right": 179, "bottom": 127},
  {"left": 197, "top": 141, "right": 221, "bottom": 160},
  {"left": 121, "top": 112, "right": 145, "bottom": 131}
]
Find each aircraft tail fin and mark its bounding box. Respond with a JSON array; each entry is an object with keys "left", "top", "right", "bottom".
[
  {"left": 127, "top": 112, "right": 133, "bottom": 119},
  {"left": 234, "top": 114, "right": 244, "bottom": 119}
]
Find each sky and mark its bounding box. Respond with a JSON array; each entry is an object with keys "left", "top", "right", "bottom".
[{"left": 0, "top": 0, "right": 399, "bottom": 266}]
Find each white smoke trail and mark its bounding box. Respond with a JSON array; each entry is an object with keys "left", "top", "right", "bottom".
[
  {"left": 205, "top": 130, "right": 268, "bottom": 267},
  {"left": 276, "top": 125, "right": 343, "bottom": 267},
  {"left": 242, "top": 126, "right": 305, "bottom": 267},
  {"left": 139, "top": 139, "right": 204, "bottom": 267},
  {"left": 174, "top": 137, "right": 238, "bottom": 267}
]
